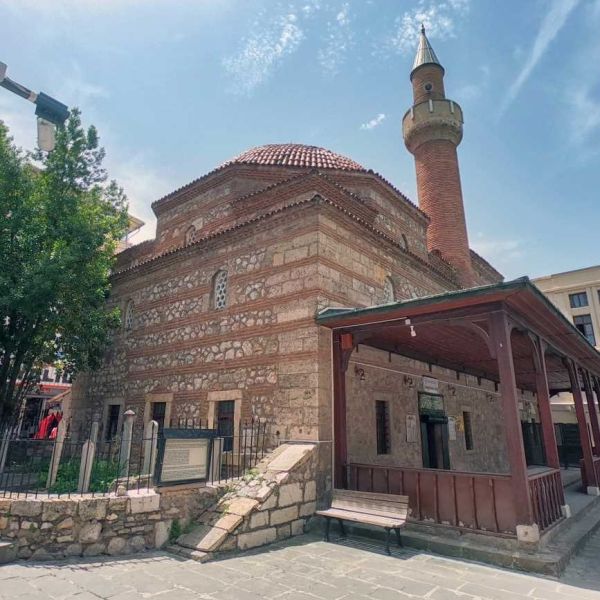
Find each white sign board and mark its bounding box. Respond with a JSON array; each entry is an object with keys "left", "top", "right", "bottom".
[
  {"left": 448, "top": 417, "right": 457, "bottom": 441},
  {"left": 422, "top": 377, "right": 439, "bottom": 394},
  {"left": 406, "top": 414, "right": 418, "bottom": 443}
]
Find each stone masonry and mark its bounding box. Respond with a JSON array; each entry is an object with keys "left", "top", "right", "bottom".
[{"left": 169, "top": 442, "right": 318, "bottom": 561}]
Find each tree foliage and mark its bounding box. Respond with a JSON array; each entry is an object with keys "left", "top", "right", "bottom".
[{"left": 0, "top": 110, "right": 128, "bottom": 422}]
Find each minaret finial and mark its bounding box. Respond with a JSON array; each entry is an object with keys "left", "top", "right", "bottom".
[{"left": 411, "top": 22, "right": 443, "bottom": 75}]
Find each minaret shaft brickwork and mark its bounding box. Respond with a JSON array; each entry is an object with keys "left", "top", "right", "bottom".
[{"left": 403, "top": 27, "right": 475, "bottom": 287}]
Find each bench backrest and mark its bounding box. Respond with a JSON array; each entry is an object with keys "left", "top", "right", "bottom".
[{"left": 331, "top": 489, "right": 409, "bottom": 520}]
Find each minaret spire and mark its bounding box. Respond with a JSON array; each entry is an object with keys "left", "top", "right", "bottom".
[
  {"left": 412, "top": 24, "right": 443, "bottom": 76},
  {"left": 402, "top": 25, "right": 475, "bottom": 287}
]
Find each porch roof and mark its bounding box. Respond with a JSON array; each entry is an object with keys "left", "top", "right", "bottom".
[{"left": 317, "top": 277, "right": 600, "bottom": 392}]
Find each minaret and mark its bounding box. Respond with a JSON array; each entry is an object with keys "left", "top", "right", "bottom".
[{"left": 402, "top": 25, "right": 475, "bottom": 287}]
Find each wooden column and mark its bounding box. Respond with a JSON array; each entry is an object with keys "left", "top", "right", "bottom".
[
  {"left": 533, "top": 339, "right": 560, "bottom": 470},
  {"left": 582, "top": 370, "right": 600, "bottom": 457},
  {"left": 566, "top": 360, "right": 598, "bottom": 492},
  {"left": 490, "top": 312, "right": 534, "bottom": 527},
  {"left": 593, "top": 376, "right": 600, "bottom": 436},
  {"left": 332, "top": 332, "right": 354, "bottom": 489}
]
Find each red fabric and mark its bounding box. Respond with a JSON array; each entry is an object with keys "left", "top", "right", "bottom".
[{"left": 34, "top": 414, "right": 57, "bottom": 439}]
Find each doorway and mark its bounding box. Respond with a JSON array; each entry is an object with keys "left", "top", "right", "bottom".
[
  {"left": 217, "top": 400, "right": 235, "bottom": 451},
  {"left": 420, "top": 414, "right": 450, "bottom": 469}
]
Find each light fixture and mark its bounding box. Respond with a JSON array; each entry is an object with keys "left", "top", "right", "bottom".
[
  {"left": 404, "top": 375, "right": 414, "bottom": 387},
  {"left": 354, "top": 366, "right": 366, "bottom": 381}
]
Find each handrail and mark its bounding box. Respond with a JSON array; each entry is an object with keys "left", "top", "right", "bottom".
[{"left": 348, "top": 462, "right": 511, "bottom": 480}]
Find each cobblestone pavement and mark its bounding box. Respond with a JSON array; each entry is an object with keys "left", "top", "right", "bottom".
[{"left": 2, "top": 532, "right": 600, "bottom": 600}]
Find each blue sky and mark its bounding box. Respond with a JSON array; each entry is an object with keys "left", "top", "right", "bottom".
[{"left": 1, "top": 0, "right": 599, "bottom": 279}]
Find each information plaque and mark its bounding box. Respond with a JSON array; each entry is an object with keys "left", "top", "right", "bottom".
[{"left": 156, "top": 429, "right": 216, "bottom": 486}]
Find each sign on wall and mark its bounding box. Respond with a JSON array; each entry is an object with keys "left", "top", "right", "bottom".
[
  {"left": 422, "top": 377, "right": 439, "bottom": 394},
  {"left": 406, "top": 414, "right": 418, "bottom": 443},
  {"left": 448, "top": 417, "right": 457, "bottom": 441},
  {"left": 156, "top": 429, "right": 216, "bottom": 486},
  {"left": 418, "top": 393, "right": 444, "bottom": 415}
]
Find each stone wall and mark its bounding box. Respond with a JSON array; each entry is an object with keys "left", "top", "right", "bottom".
[
  {"left": 346, "top": 345, "right": 539, "bottom": 474},
  {"left": 0, "top": 487, "right": 217, "bottom": 561},
  {"left": 170, "top": 443, "right": 318, "bottom": 559}
]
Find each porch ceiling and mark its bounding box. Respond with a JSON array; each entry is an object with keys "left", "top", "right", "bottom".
[{"left": 317, "top": 277, "right": 600, "bottom": 392}]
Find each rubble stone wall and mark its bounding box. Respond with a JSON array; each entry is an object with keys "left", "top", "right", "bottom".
[{"left": 0, "top": 486, "right": 217, "bottom": 561}]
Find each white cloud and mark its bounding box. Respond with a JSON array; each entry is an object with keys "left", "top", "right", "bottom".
[
  {"left": 107, "top": 155, "right": 174, "bottom": 242},
  {"left": 360, "top": 113, "right": 386, "bottom": 130},
  {"left": 472, "top": 233, "right": 524, "bottom": 275},
  {"left": 318, "top": 2, "right": 353, "bottom": 75},
  {"left": 455, "top": 65, "right": 490, "bottom": 102},
  {"left": 501, "top": 0, "right": 579, "bottom": 113},
  {"left": 387, "top": 0, "right": 469, "bottom": 55},
  {"left": 223, "top": 11, "right": 304, "bottom": 95}
]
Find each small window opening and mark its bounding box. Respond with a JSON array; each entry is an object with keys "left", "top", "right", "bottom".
[
  {"left": 376, "top": 400, "right": 391, "bottom": 455},
  {"left": 463, "top": 411, "right": 474, "bottom": 450}
]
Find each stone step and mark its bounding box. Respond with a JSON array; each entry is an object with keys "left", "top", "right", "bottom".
[
  {"left": 177, "top": 524, "right": 229, "bottom": 552},
  {"left": 165, "top": 544, "right": 210, "bottom": 562},
  {"left": 0, "top": 539, "right": 17, "bottom": 565}
]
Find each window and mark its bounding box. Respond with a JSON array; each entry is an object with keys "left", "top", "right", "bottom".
[
  {"left": 151, "top": 402, "right": 167, "bottom": 433},
  {"left": 105, "top": 404, "right": 121, "bottom": 441},
  {"left": 569, "top": 292, "right": 588, "bottom": 308},
  {"left": 401, "top": 234, "right": 409, "bottom": 250},
  {"left": 375, "top": 401, "right": 390, "bottom": 455},
  {"left": 382, "top": 276, "right": 395, "bottom": 304},
  {"left": 185, "top": 225, "right": 197, "bottom": 245},
  {"left": 574, "top": 314, "right": 596, "bottom": 345},
  {"left": 42, "top": 369, "right": 50, "bottom": 382},
  {"left": 124, "top": 300, "right": 135, "bottom": 331},
  {"left": 463, "top": 411, "right": 474, "bottom": 450},
  {"left": 212, "top": 270, "right": 228, "bottom": 310}
]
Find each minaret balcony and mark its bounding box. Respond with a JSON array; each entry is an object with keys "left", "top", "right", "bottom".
[{"left": 403, "top": 98, "right": 464, "bottom": 153}]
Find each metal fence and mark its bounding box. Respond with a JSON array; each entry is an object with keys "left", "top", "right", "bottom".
[{"left": 0, "top": 415, "right": 269, "bottom": 498}]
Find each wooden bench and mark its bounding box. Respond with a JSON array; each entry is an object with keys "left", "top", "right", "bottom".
[{"left": 316, "top": 489, "right": 409, "bottom": 555}]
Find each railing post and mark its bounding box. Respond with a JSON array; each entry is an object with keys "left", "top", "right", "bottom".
[
  {"left": 210, "top": 437, "right": 223, "bottom": 483},
  {"left": 46, "top": 419, "right": 67, "bottom": 489},
  {"left": 142, "top": 420, "right": 159, "bottom": 478},
  {"left": 119, "top": 410, "right": 136, "bottom": 478},
  {"left": 78, "top": 421, "right": 99, "bottom": 493},
  {"left": 0, "top": 425, "right": 15, "bottom": 474}
]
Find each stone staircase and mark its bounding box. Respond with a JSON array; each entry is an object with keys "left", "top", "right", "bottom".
[{"left": 167, "top": 443, "right": 318, "bottom": 562}]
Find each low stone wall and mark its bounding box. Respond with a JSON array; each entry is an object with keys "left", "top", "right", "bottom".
[{"left": 0, "top": 486, "right": 217, "bottom": 560}]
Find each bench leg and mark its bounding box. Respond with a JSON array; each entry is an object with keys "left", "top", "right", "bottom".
[
  {"left": 324, "top": 517, "right": 331, "bottom": 542},
  {"left": 395, "top": 528, "right": 402, "bottom": 548},
  {"left": 338, "top": 519, "right": 347, "bottom": 538},
  {"left": 385, "top": 528, "right": 392, "bottom": 556}
]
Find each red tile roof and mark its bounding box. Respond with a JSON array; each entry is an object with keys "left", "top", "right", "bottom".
[{"left": 222, "top": 143, "right": 365, "bottom": 171}]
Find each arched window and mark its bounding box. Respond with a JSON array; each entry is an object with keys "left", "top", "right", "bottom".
[
  {"left": 124, "top": 299, "right": 135, "bottom": 331},
  {"left": 212, "top": 270, "right": 228, "bottom": 310},
  {"left": 401, "top": 234, "right": 409, "bottom": 250},
  {"left": 185, "top": 225, "right": 196, "bottom": 245},
  {"left": 382, "top": 276, "right": 395, "bottom": 304}
]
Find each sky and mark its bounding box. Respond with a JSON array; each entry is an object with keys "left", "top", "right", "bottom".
[{"left": 1, "top": 0, "right": 599, "bottom": 280}]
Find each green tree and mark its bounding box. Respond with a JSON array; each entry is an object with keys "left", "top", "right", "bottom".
[{"left": 0, "top": 110, "right": 128, "bottom": 422}]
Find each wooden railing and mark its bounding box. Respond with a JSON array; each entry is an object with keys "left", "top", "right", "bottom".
[
  {"left": 528, "top": 468, "right": 563, "bottom": 531},
  {"left": 347, "top": 463, "right": 517, "bottom": 535}
]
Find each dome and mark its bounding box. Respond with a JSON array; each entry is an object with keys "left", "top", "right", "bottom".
[{"left": 222, "top": 143, "right": 365, "bottom": 172}]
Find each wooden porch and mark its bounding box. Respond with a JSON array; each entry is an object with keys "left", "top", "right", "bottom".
[{"left": 317, "top": 278, "right": 600, "bottom": 542}]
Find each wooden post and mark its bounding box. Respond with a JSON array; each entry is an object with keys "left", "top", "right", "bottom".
[
  {"left": 333, "top": 332, "right": 354, "bottom": 489},
  {"left": 583, "top": 370, "right": 600, "bottom": 456},
  {"left": 77, "top": 422, "right": 98, "bottom": 494},
  {"left": 567, "top": 360, "right": 599, "bottom": 494},
  {"left": 533, "top": 339, "right": 560, "bottom": 470},
  {"left": 489, "top": 312, "right": 536, "bottom": 541},
  {"left": 119, "top": 410, "right": 136, "bottom": 478},
  {"left": 142, "top": 420, "right": 159, "bottom": 477},
  {"left": 46, "top": 419, "right": 67, "bottom": 489}
]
